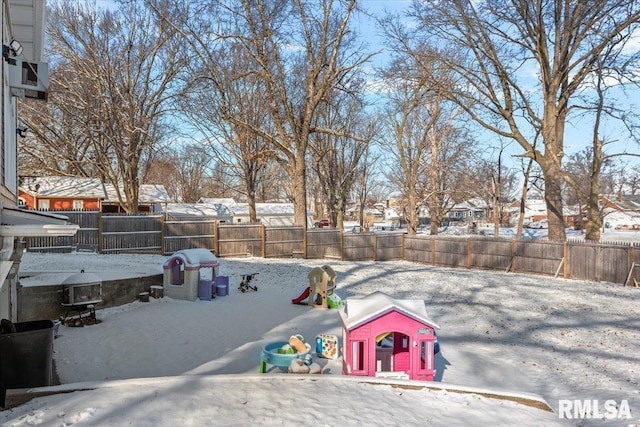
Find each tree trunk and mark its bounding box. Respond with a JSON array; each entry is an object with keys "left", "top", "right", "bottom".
[
  {"left": 585, "top": 192, "right": 601, "bottom": 241},
  {"left": 585, "top": 157, "right": 602, "bottom": 241},
  {"left": 292, "top": 151, "right": 308, "bottom": 228},
  {"left": 429, "top": 194, "right": 441, "bottom": 235},
  {"left": 540, "top": 161, "right": 566, "bottom": 241},
  {"left": 406, "top": 192, "right": 418, "bottom": 236}
]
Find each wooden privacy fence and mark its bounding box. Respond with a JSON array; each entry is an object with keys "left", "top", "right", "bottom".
[
  {"left": 23, "top": 211, "right": 640, "bottom": 285},
  {"left": 404, "top": 235, "right": 639, "bottom": 285}
]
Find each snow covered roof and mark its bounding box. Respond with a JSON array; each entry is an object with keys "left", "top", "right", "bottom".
[
  {"left": 233, "top": 202, "right": 294, "bottom": 216},
  {"left": 164, "top": 248, "right": 219, "bottom": 268},
  {"left": 340, "top": 291, "right": 439, "bottom": 331},
  {"left": 195, "top": 199, "right": 303, "bottom": 217},
  {"left": 451, "top": 198, "right": 488, "bottom": 211},
  {"left": 163, "top": 203, "right": 233, "bottom": 217},
  {"left": 346, "top": 206, "right": 384, "bottom": 215},
  {"left": 19, "top": 177, "right": 170, "bottom": 203},
  {"left": 602, "top": 194, "right": 640, "bottom": 211},
  {"left": 20, "top": 176, "right": 105, "bottom": 198},
  {"left": 198, "top": 198, "right": 238, "bottom": 209},
  {"left": 103, "top": 184, "right": 170, "bottom": 203}
]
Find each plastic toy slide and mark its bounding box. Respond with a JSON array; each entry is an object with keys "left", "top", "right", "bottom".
[{"left": 291, "top": 287, "right": 311, "bottom": 304}]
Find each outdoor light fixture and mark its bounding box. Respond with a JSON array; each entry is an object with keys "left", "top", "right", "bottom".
[
  {"left": 2, "top": 39, "right": 23, "bottom": 64},
  {"left": 9, "top": 39, "right": 23, "bottom": 56}
]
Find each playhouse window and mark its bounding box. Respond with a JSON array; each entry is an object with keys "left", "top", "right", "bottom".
[
  {"left": 199, "top": 267, "right": 213, "bottom": 281},
  {"left": 419, "top": 340, "right": 434, "bottom": 371},
  {"left": 351, "top": 340, "right": 366, "bottom": 373},
  {"left": 171, "top": 259, "right": 184, "bottom": 285}
]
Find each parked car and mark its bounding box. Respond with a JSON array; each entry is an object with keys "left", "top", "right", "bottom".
[
  {"left": 527, "top": 220, "right": 548, "bottom": 229},
  {"left": 314, "top": 219, "right": 330, "bottom": 228}
]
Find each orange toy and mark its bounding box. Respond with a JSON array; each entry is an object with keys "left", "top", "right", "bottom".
[{"left": 288, "top": 335, "right": 307, "bottom": 353}]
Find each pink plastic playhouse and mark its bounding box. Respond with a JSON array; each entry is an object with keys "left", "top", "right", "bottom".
[{"left": 339, "top": 291, "right": 439, "bottom": 381}]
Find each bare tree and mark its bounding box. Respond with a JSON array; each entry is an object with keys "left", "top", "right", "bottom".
[
  {"left": 178, "top": 34, "right": 278, "bottom": 222},
  {"left": 379, "top": 53, "right": 474, "bottom": 236},
  {"left": 404, "top": 0, "right": 640, "bottom": 241},
  {"left": 151, "top": 0, "right": 374, "bottom": 227},
  {"left": 556, "top": 43, "right": 640, "bottom": 241},
  {"left": 19, "top": 67, "right": 104, "bottom": 178},
  {"left": 145, "top": 143, "right": 221, "bottom": 203},
  {"left": 309, "top": 88, "right": 375, "bottom": 229},
  {"left": 351, "top": 144, "right": 384, "bottom": 229},
  {"left": 20, "top": 2, "right": 188, "bottom": 213},
  {"left": 467, "top": 152, "right": 519, "bottom": 235}
]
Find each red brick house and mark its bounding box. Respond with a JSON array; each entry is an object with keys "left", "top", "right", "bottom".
[{"left": 19, "top": 176, "right": 170, "bottom": 213}]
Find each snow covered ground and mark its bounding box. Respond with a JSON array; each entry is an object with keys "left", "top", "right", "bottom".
[{"left": 2, "top": 233, "right": 640, "bottom": 426}]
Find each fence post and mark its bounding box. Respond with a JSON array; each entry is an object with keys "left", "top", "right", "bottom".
[
  {"left": 510, "top": 240, "right": 516, "bottom": 272},
  {"left": 372, "top": 233, "right": 377, "bottom": 261},
  {"left": 467, "top": 238, "right": 472, "bottom": 269},
  {"left": 261, "top": 224, "right": 266, "bottom": 258},
  {"left": 160, "top": 213, "right": 166, "bottom": 255},
  {"left": 213, "top": 221, "right": 219, "bottom": 255},
  {"left": 98, "top": 212, "right": 103, "bottom": 254},
  {"left": 303, "top": 225, "right": 308, "bottom": 258},
  {"left": 431, "top": 238, "right": 435, "bottom": 265},
  {"left": 563, "top": 241, "right": 569, "bottom": 279},
  {"left": 339, "top": 228, "right": 344, "bottom": 261}
]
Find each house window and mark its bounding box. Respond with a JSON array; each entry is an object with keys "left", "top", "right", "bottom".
[
  {"left": 38, "top": 199, "right": 50, "bottom": 210},
  {"left": 73, "top": 200, "right": 83, "bottom": 210},
  {"left": 237, "top": 218, "right": 242, "bottom": 223}
]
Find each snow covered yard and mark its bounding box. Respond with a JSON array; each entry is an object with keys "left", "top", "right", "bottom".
[{"left": 2, "top": 252, "right": 639, "bottom": 426}]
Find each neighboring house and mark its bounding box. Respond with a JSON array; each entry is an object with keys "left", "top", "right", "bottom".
[
  {"left": 18, "top": 176, "right": 170, "bottom": 213},
  {"left": 0, "top": 2, "right": 79, "bottom": 321},
  {"left": 447, "top": 198, "right": 489, "bottom": 223},
  {"left": 345, "top": 205, "right": 385, "bottom": 225},
  {"left": 383, "top": 206, "right": 401, "bottom": 225},
  {"left": 163, "top": 202, "right": 234, "bottom": 223},
  {"left": 198, "top": 197, "right": 238, "bottom": 209},
  {"left": 504, "top": 198, "right": 548, "bottom": 225},
  {"left": 102, "top": 183, "right": 170, "bottom": 213},
  {"left": 600, "top": 194, "right": 640, "bottom": 230},
  {"left": 19, "top": 176, "right": 104, "bottom": 210},
  {"left": 231, "top": 202, "right": 298, "bottom": 226},
  {"left": 196, "top": 198, "right": 314, "bottom": 226}
]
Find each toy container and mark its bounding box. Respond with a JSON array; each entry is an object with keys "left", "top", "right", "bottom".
[{"left": 315, "top": 334, "right": 339, "bottom": 359}]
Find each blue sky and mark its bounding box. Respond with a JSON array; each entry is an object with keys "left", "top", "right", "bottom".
[{"left": 356, "top": 0, "right": 640, "bottom": 171}]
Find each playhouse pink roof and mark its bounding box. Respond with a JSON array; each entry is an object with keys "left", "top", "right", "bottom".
[{"left": 339, "top": 291, "right": 439, "bottom": 331}]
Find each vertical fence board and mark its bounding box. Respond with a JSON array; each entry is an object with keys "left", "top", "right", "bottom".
[
  {"left": 375, "top": 234, "right": 404, "bottom": 261},
  {"left": 264, "top": 226, "right": 304, "bottom": 258},
  {"left": 217, "top": 224, "right": 263, "bottom": 257},
  {"left": 163, "top": 216, "right": 216, "bottom": 254},
  {"left": 343, "top": 233, "right": 375, "bottom": 261},
  {"left": 307, "top": 229, "right": 342, "bottom": 259}
]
